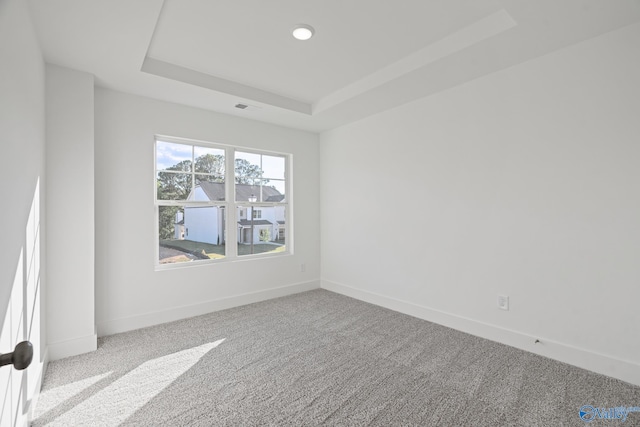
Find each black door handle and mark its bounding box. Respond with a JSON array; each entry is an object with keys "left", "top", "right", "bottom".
[{"left": 0, "top": 341, "right": 33, "bottom": 370}]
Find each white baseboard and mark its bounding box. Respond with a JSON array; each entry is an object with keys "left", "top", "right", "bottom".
[
  {"left": 97, "top": 280, "right": 321, "bottom": 337},
  {"left": 48, "top": 333, "right": 98, "bottom": 361},
  {"left": 322, "top": 279, "right": 640, "bottom": 387}
]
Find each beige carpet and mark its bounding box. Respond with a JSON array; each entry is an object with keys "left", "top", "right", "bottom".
[{"left": 33, "top": 290, "right": 640, "bottom": 426}]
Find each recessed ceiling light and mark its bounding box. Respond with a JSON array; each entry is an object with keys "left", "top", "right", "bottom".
[{"left": 292, "top": 24, "right": 314, "bottom": 41}]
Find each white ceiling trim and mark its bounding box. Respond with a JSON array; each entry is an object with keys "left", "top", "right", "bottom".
[
  {"left": 313, "top": 9, "right": 517, "bottom": 115},
  {"left": 141, "top": 57, "right": 312, "bottom": 115}
]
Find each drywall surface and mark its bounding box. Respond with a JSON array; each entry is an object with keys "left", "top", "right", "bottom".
[
  {"left": 94, "top": 89, "right": 320, "bottom": 335},
  {"left": 45, "top": 64, "right": 97, "bottom": 360},
  {"left": 0, "top": 0, "right": 46, "bottom": 423},
  {"left": 320, "top": 22, "right": 640, "bottom": 384}
]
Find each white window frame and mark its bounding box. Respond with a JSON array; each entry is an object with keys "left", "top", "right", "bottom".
[{"left": 154, "top": 135, "right": 291, "bottom": 269}]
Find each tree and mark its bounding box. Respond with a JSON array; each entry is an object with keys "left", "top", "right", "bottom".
[
  {"left": 195, "top": 154, "right": 225, "bottom": 183},
  {"left": 259, "top": 228, "right": 271, "bottom": 243},
  {"left": 235, "top": 158, "right": 268, "bottom": 184},
  {"left": 158, "top": 206, "right": 180, "bottom": 240},
  {"left": 157, "top": 160, "right": 192, "bottom": 200}
]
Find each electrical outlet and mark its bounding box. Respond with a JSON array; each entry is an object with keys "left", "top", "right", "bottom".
[
  {"left": 300, "top": 263, "right": 306, "bottom": 273},
  {"left": 497, "top": 295, "right": 509, "bottom": 311}
]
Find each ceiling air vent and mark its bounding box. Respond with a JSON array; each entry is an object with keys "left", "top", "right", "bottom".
[{"left": 235, "top": 103, "right": 248, "bottom": 109}]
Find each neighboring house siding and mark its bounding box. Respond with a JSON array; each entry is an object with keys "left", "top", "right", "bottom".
[
  {"left": 274, "top": 205, "right": 285, "bottom": 224},
  {"left": 185, "top": 206, "right": 220, "bottom": 245},
  {"left": 192, "top": 186, "right": 210, "bottom": 202},
  {"left": 174, "top": 211, "right": 184, "bottom": 239},
  {"left": 174, "top": 223, "right": 184, "bottom": 240},
  {"left": 263, "top": 206, "right": 285, "bottom": 241}
]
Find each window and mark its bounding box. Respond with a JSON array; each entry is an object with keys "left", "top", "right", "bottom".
[
  {"left": 155, "top": 138, "right": 289, "bottom": 266},
  {"left": 234, "top": 151, "right": 287, "bottom": 257}
]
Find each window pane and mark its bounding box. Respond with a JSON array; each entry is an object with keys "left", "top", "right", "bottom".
[
  {"left": 235, "top": 151, "right": 286, "bottom": 202},
  {"left": 264, "top": 180, "right": 285, "bottom": 202},
  {"left": 156, "top": 141, "right": 192, "bottom": 172},
  {"left": 261, "top": 155, "right": 285, "bottom": 180},
  {"left": 237, "top": 205, "right": 285, "bottom": 256},
  {"left": 157, "top": 172, "right": 192, "bottom": 201},
  {"left": 235, "top": 151, "right": 264, "bottom": 185},
  {"left": 235, "top": 181, "right": 261, "bottom": 202},
  {"left": 158, "top": 205, "right": 226, "bottom": 264}
]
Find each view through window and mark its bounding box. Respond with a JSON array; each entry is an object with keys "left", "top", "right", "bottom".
[{"left": 155, "top": 139, "right": 289, "bottom": 266}]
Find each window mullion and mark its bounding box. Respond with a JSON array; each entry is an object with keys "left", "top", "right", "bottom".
[
  {"left": 285, "top": 155, "right": 292, "bottom": 253},
  {"left": 225, "top": 147, "right": 238, "bottom": 258},
  {"left": 191, "top": 145, "right": 195, "bottom": 194}
]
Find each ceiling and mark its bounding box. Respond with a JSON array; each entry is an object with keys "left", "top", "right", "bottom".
[{"left": 28, "top": 0, "right": 640, "bottom": 132}]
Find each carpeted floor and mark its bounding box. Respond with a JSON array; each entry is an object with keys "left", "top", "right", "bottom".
[{"left": 33, "top": 289, "right": 640, "bottom": 426}]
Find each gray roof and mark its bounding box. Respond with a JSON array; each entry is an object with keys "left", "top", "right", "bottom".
[
  {"left": 238, "top": 220, "right": 273, "bottom": 227},
  {"left": 265, "top": 194, "right": 285, "bottom": 202},
  {"left": 196, "top": 181, "right": 284, "bottom": 202}
]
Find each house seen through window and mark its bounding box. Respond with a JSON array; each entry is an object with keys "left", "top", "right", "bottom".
[{"left": 155, "top": 138, "right": 289, "bottom": 266}]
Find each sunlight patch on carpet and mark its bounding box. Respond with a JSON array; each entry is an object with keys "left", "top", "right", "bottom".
[
  {"left": 34, "top": 372, "right": 112, "bottom": 420},
  {"left": 43, "top": 339, "right": 224, "bottom": 426}
]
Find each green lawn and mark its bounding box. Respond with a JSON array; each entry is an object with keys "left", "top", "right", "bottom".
[{"left": 160, "top": 239, "right": 285, "bottom": 259}]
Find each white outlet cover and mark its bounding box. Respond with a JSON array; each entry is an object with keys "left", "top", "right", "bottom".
[{"left": 498, "top": 295, "right": 509, "bottom": 310}]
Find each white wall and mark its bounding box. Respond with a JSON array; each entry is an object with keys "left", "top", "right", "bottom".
[
  {"left": 46, "top": 65, "right": 96, "bottom": 360},
  {"left": 320, "top": 22, "right": 640, "bottom": 385},
  {"left": 0, "top": 0, "right": 46, "bottom": 424},
  {"left": 95, "top": 89, "right": 320, "bottom": 335}
]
